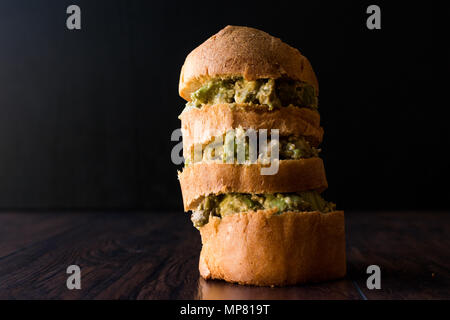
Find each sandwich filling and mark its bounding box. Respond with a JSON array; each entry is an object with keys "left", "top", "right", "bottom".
[
  {"left": 185, "top": 132, "right": 319, "bottom": 166},
  {"left": 186, "top": 77, "right": 318, "bottom": 110},
  {"left": 191, "top": 192, "right": 335, "bottom": 228}
]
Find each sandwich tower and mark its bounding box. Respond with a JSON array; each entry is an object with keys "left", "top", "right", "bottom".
[{"left": 178, "top": 26, "right": 346, "bottom": 286}]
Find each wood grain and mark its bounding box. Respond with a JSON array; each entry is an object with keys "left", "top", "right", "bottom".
[
  {"left": 347, "top": 212, "right": 450, "bottom": 299},
  {"left": 0, "top": 211, "right": 448, "bottom": 299}
]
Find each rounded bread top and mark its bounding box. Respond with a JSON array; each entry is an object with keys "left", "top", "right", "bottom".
[{"left": 179, "top": 25, "right": 319, "bottom": 101}]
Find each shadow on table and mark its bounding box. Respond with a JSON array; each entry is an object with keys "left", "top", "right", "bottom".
[{"left": 196, "top": 277, "right": 360, "bottom": 300}]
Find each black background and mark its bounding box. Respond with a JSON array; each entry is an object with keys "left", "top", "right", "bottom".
[{"left": 0, "top": 0, "right": 447, "bottom": 211}]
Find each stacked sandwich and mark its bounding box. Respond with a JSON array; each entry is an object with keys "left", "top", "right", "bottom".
[{"left": 178, "top": 26, "right": 345, "bottom": 286}]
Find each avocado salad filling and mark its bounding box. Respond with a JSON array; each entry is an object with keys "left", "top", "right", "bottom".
[
  {"left": 185, "top": 132, "right": 319, "bottom": 166},
  {"left": 186, "top": 77, "right": 318, "bottom": 110},
  {"left": 191, "top": 192, "right": 335, "bottom": 228}
]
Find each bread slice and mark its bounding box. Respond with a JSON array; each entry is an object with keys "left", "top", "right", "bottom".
[
  {"left": 178, "top": 159, "right": 328, "bottom": 211},
  {"left": 180, "top": 104, "right": 323, "bottom": 157},
  {"left": 179, "top": 25, "right": 318, "bottom": 101},
  {"left": 199, "top": 209, "right": 346, "bottom": 286}
]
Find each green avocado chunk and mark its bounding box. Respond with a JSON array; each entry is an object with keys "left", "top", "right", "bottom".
[
  {"left": 219, "top": 194, "right": 262, "bottom": 217},
  {"left": 185, "top": 134, "right": 319, "bottom": 166},
  {"left": 188, "top": 77, "right": 318, "bottom": 110},
  {"left": 190, "top": 192, "right": 335, "bottom": 228},
  {"left": 191, "top": 78, "right": 235, "bottom": 106}
]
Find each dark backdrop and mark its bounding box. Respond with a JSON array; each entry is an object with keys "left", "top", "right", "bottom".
[{"left": 0, "top": 0, "right": 447, "bottom": 211}]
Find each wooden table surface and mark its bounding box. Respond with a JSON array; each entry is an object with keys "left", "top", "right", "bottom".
[{"left": 0, "top": 211, "right": 448, "bottom": 300}]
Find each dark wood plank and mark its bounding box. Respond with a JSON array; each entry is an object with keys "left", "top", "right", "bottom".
[
  {"left": 0, "top": 212, "right": 361, "bottom": 299},
  {"left": 0, "top": 212, "right": 201, "bottom": 299},
  {"left": 1, "top": 211, "right": 448, "bottom": 299},
  {"left": 0, "top": 212, "right": 94, "bottom": 258},
  {"left": 346, "top": 211, "right": 450, "bottom": 299}
]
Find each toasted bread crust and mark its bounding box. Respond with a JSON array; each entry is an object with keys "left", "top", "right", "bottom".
[
  {"left": 178, "top": 159, "right": 328, "bottom": 211},
  {"left": 199, "top": 209, "right": 346, "bottom": 286},
  {"left": 179, "top": 26, "right": 318, "bottom": 101},
  {"left": 180, "top": 104, "right": 323, "bottom": 157}
]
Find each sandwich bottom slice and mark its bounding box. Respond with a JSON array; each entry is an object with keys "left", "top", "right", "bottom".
[{"left": 198, "top": 208, "right": 346, "bottom": 286}]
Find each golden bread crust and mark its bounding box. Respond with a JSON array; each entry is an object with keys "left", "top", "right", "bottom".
[
  {"left": 178, "top": 159, "right": 328, "bottom": 211},
  {"left": 180, "top": 104, "right": 323, "bottom": 157},
  {"left": 179, "top": 25, "right": 319, "bottom": 100},
  {"left": 199, "top": 209, "right": 346, "bottom": 286}
]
